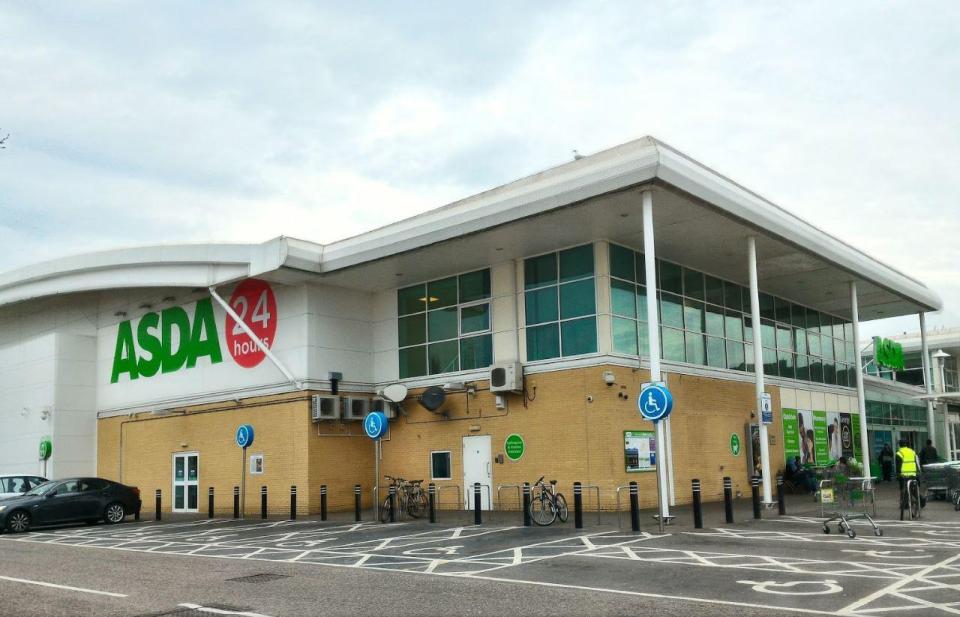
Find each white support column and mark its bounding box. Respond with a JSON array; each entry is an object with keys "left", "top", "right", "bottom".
[
  {"left": 642, "top": 190, "right": 671, "bottom": 521},
  {"left": 747, "top": 237, "right": 772, "bottom": 504},
  {"left": 850, "top": 281, "right": 872, "bottom": 483},
  {"left": 919, "top": 312, "right": 937, "bottom": 448}
]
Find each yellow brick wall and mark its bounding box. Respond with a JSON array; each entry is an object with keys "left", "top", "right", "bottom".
[
  {"left": 97, "top": 367, "right": 787, "bottom": 515},
  {"left": 381, "top": 365, "right": 784, "bottom": 510}
]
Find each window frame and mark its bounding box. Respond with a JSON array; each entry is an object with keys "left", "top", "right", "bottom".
[{"left": 430, "top": 450, "right": 452, "bottom": 481}]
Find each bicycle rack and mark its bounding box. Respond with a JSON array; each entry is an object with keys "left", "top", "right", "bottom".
[
  {"left": 580, "top": 484, "right": 602, "bottom": 525},
  {"left": 614, "top": 484, "right": 631, "bottom": 528},
  {"left": 496, "top": 484, "right": 522, "bottom": 511},
  {"left": 436, "top": 484, "right": 462, "bottom": 511}
]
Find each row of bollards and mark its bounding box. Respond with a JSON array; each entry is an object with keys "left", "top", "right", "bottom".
[{"left": 149, "top": 475, "right": 787, "bottom": 527}]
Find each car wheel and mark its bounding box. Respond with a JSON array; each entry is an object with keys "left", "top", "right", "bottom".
[
  {"left": 7, "top": 510, "right": 31, "bottom": 533},
  {"left": 104, "top": 502, "right": 126, "bottom": 524}
]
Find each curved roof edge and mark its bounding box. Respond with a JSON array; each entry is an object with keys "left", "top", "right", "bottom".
[{"left": 0, "top": 237, "right": 324, "bottom": 308}]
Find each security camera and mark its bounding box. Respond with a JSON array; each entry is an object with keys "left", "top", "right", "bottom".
[{"left": 603, "top": 371, "right": 615, "bottom": 386}]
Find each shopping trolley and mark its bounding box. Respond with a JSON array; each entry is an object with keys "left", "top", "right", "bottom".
[
  {"left": 818, "top": 471, "right": 882, "bottom": 538},
  {"left": 947, "top": 464, "right": 960, "bottom": 511}
]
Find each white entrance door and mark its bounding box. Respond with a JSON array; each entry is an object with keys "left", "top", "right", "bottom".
[
  {"left": 172, "top": 453, "right": 199, "bottom": 512},
  {"left": 462, "top": 435, "right": 492, "bottom": 510}
]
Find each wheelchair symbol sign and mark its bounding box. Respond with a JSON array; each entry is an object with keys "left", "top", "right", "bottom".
[
  {"left": 364, "top": 412, "right": 388, "bottom": 440},
  {"left": 638, "top": 383, "right": 673, "bottom": 421}
]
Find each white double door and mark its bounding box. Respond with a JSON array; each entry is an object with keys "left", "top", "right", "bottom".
[
  {"left": 172, "top": 453, "right": 199, "bottom": 512},
  {"left": 462, "top": 435, "right": 492, "bottom": 510}
]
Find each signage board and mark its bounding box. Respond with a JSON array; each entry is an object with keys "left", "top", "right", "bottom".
[
  {"left": 760, "top": 393, "right": 773, "bottom": 425},
  {"left": 638, "top": 382, "right": 673, "bottom": 422},
  {"left": 363, "top": 412, "right": 388, "bottom": 440},
  {"left": 730, "top": 433, "right": 742, "bottom": 456},
  {"left": 624, "top": 431, "right": 656, "bottom": 472},
  {"left": 38, "top": 438, "right": 53, "bottom": 461},
  {"left": 236, "top": 424, "right": 255, "bottom": 449},
  {"left": 873, "top": 337, "right": 905, "bottom": 371},
  {"left": 504, "top": 434, "right": 525, "bottom": 461}
]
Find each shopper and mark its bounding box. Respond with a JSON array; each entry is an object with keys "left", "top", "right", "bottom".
[
  {"left": 880, "top": 443, "right": 894, "bottom": 482},
  {"left": 920, "top": 439, "right": 939, "bottom": 466},
  {"left": 896, "top": 439, "right": 922, "bottom": 509},
  {"left": 785, "top": 456, "right": 817, "bottom": 494}
]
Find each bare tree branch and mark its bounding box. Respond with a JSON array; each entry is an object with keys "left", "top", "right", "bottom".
[{"left": 0, "top": 131, "right": 8, "bottom": 149}]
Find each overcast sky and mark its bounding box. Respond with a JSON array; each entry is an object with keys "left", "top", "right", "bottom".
[{"left": 1, "top": 1, "right": 957, "bottom": 337}]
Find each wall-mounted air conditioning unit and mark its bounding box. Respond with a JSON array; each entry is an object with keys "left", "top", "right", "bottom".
[
  {"left": 342, "top": 397, "right": 370, "bottom": 421},
  {"left": 370, "top": 398, "right": 396, "bottom": 419},
  {"left": 311, "top": 394, "right": 340, "bottom": 422},
  {"left": 489, "top": 362, "right": 523, "bottom": 393}
]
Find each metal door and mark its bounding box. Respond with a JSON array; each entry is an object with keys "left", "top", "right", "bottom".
[
  {"left": 172, "top": 453, "right": 199, "bottom": 512},
  {"left": 462, "top": 435, "right": 492, "bottom": 510}
]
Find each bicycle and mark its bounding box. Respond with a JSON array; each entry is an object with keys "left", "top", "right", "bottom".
[
  {"left": 899, "top": 476, "right": 922, "bottom": 521},
  {"left": 528, "top": 476, "right": 568, "bottom": 526},
  {"left": 379, "top": 476, "right": 428, "bottom": 522}
]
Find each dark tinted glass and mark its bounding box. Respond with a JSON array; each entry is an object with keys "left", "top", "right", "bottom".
[
  {"left": 659, "top": 261, "right": 683, "bottom": 295},
  {"left": 610, "top": 244, "right": 635, "bottom": 281},
  {"left": 398, "top": 285, "right": 427, "bottom": 316},
  {"left": 525, "top": 253, "right": 557, "bottom": 289},
  {"left": 427, "top": 277, "right": 458, "bottom": 309},
  {"left": 705, "top": 275, "right": 724, "bottom": 306},
  {"left": 559, "top": 245, "right": 594, "bottom": 282},
  {"left": 723, "top": 282, "right": 743, "bottom": 312},
  {"left": 458, "top": 270, "right": 490, "bottom": 303},
  {"left": 683, "top": 268, "right": 705, "bottom": 300}
]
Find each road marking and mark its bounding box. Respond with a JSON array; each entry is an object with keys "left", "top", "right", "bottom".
[
  {"left": 839, "top": 551, "right": 960, "bottom": 615},
  {"left": 0, "top": 575, "right": 127, "bottom": 598},
  {"left": 178, "top": 604, "right": 272, "bottom": 616},
  {"left": 738, "top": 579, "right": 843, "bottom": 595}
]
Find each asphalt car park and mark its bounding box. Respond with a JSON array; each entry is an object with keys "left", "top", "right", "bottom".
[{"left": 1, "top": 500, "right": 959, "bottom": 617}]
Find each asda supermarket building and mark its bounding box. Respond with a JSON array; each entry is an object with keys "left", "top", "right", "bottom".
[{"left": 0, "top": 137, "right": 943, "bottom": 515}]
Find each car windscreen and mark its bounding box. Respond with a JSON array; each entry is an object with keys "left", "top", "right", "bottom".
[{"left": 23, "top": 481, "right": 57, "bottom": 496}]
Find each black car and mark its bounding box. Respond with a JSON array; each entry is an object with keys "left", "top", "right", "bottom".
[{"left": 0, "top": 477, "right": 141, "bottom": 533}]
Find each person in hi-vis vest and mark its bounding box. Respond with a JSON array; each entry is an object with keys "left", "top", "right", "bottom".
[{"left": 895, "top": 439, "right": 923, "bottom": 509}]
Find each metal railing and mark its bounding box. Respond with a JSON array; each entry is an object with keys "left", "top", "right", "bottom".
[
  {"left": 614, "top": 484, "right": 631, "bottom": 528},
  {"left": 496, "top": 484, "right": 522, "bottom": 511},
  {"left": 436, "top": 484, "right": 462, "bottom": 511},
  {"left": 580, "top": 484, "right": 602, "bottom": 525}
]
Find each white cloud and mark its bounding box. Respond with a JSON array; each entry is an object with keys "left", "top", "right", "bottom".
[{"left": 0, "top": 0, "right": 957, "bottom": 333}]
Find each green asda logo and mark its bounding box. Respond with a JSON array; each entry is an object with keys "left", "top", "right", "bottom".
[
  {"left": 873, "top": 336, "right": 905, "bottom": 371},
  {"left": 111, "top": 298, "right": 222, "bottom": 383}
]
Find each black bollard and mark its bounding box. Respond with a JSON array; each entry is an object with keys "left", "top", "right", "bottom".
[
  {"left": 629, "top": 481, "right": 640, "bottom": 532},
  {"left": 522, "top": 482, "right": 531, "bottom": 527},
  {"left": 692, "top": 479, "right": 703, "bottom": 529},
  {"left": 428, "top": 483, "right": 437, "bottom": 524},
  {"left": 290, "top": 485, "right": 297, "bottom": 520},
  {"left": 354, "top": 484, "right": 361, "bottom": 522},
  {"left": 777, "top": 474, "right": 786, "bottom": 515},
  {"left": 261, "top": 485, "right": 268, "bottom": 520},
  {"left": 320, "top": 485, "right": 327, "bottom": 521},
  {"left": 208, "top": 487, "right": 214, "bottom": 519},
  {"left": 751, "top": 476, "right": 761, "bottom": 520},
  {"left": 723, "top": 476, "right": 734, "bottom": 523},
  {"left": 388, "top": 485, "right": 396, "bottom": 523},
  {"left": 574, "top": 482, "right": 583, "bottom": 529},
  {"left": 233, "top": 486, "right": 240, "bottom": 519},
  {"left": 155, "top": 489, "right": 161, "bottom": 521},
  {"left": 473, "top": 482, "right": 482, "bottom": 525}
]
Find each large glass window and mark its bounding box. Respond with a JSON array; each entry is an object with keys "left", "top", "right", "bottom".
[
  {"left": 607, "top": 243, "right": 854, "bottom": 386},
  {"left": 397, "top": 269, "right": 492, "bottom": 378},
  {"left": 524, "top": 245, "right": 597, "bottom": 361}
]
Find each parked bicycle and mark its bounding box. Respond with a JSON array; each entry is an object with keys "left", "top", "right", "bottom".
[
  {"left": 899, "top": 476, "right": 922, "bottom": 521},
  {"left": 528, "top": 476, "right": 568, "bottom": 526},
  {"left": 379, "top": 476, "right": 428, "bottom": 522}
]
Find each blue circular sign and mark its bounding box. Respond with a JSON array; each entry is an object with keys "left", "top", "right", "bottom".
[
  {"left": 236, "top": 424, "right": 255, "bottom": 448},
  {"left": 363, "top": 412, "right": 388, "bottom": 440},
  {"left": 638, "top": 383, "right": 673, "bottom": 422}
]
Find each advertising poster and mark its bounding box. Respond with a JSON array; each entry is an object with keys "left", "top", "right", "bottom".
[
  {"left": 797, "top": 409, "right": 815, "bottom": 465},
  {"left": 851, "top": 414, "right": 862, "bottom": 459},
  {"left": 749, "top": 424, "right": 762, "bottom": 477},
  {"left": 813, "top": 411, "right": 829, "bottom": 464},
  {"left": 839, "top": 414, "right": 854, "bottom": 458},
  {"left": 827, "top": 412, "right": 842, "bottom": 461},
  {"left": 624, "top": 431, "right": 656, "bottom": 472},
  {"left": 782, "top": 408, "right": 800, "bottom": 462}
]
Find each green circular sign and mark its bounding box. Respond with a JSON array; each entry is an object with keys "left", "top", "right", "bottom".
[
  {"left": 504, "top": 434, "right": 525, "bottom": 461},
  {"left": 730, "top": 433, "right": 742, "bottom": 457},
  {"left": 39, "top": 438, "right": 52, "bottom": 461}
]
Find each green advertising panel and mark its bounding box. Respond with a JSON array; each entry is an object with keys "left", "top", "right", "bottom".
[
  {"left": 813, "top": 411, "right": 829, "bottom": 464},
  {"left": 504, "top": 434, "right": 525, "bottom": 461},
  {"left": 781, "top": 408, "right": 799, "bottom": 462},
  {"left": 851, "top": 414, "right": 862, "bottom": 460}
]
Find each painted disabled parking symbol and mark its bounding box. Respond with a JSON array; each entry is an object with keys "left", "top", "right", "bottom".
[
  {"left": 738, "top": 579, "right": 843, "bottom": 595},
  {"left": 403, "top": 546, "right": 462, "bottom": 556}
]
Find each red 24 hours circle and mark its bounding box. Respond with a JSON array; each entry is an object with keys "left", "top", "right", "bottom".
[{"left": 225, "top": 279, "right": 278, "bottom": 368}]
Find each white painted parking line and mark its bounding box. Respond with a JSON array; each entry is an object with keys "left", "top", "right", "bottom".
[
  {"left": 0, "top": 575, "right": 127, "bottom": 598},
  {"left": 839, "top": 552, "right": 960, "bottom": 615},
  {"left": 178, "top": 603, "right": 272, "bottom": 617}
]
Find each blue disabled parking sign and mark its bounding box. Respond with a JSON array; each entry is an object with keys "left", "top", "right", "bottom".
[
  {"left": 638, "top": 382, "right": 673, "bottom": 422},
  {"left": 235, "top": 424, "right": 255, "bottom": 448},
  {"left": 364, "top": 411, "right": 388, "bottom": 440}
]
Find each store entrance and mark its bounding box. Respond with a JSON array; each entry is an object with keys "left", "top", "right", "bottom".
[{"left": 172, "top": 453, "right": 199, "bottom": 512}]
